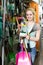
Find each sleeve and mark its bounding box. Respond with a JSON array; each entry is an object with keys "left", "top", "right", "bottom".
[
  {"left": 34, "top": 23, "right": 40, "bottom": 31},
  {"left": 36, "top": 24, "right": 40, "bottom": 30}
]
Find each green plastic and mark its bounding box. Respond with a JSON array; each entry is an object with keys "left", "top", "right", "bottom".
[{"left": 8, "top": 51, "right": 15, "bottom": 63}]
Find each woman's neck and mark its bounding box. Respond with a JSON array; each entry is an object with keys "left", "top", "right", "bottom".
[
  {"left": 27, "top": 20, "right": 35, "bottom": 26},
  {"left": 28, "top": 20, "right": 33, "bottom": 22},
  {"left": 28, "top": 20, "right": 34, "bottom": 24}
]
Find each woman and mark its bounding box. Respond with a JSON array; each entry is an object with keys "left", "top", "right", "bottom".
[{"left": 19, "top": 8, "right": 40, "bottom": 65}]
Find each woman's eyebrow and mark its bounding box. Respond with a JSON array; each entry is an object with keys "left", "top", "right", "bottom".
[{"left": 26, "top": 14, "right": 33, "bottom": 15}]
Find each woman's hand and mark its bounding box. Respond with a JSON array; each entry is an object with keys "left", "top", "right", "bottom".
[{"left": 26, "top": 35, "right": 30, "bottom": 40}]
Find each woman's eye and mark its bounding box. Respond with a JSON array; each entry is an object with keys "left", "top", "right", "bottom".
[{"left": 30, "top": 14, "right": 32, "bottom": 16}]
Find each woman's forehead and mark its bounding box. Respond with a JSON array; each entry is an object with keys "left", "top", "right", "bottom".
[{"left": 26, "top": 10, "right": 33, "bottom": 14}]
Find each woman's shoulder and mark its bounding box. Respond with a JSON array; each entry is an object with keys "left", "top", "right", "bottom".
[
  {"left": 35, "top": 23, "right": 40, "bottom": 27},
  {"left": 34, "top": 23, "right": 40, "bottom": 30},
  {"left": 35, "top": 23, "right": 40, "bottom": 25}
]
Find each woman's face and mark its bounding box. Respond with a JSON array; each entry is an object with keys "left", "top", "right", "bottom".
[{"left": 26, "top": 10, "right": 34, "bottom": 21}]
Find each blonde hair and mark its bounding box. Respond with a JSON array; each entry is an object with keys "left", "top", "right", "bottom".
[{"left": 25, "top": 7, "right": 36, "bottom": 22}]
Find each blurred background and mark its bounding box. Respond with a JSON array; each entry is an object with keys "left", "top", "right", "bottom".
[{"left": 0, "top": 0, "right": 43, "bottom": 65}]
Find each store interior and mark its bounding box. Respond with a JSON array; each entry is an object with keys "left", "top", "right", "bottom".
[{"left": 0, "top": 0, "right": 43, "bottom": 65}]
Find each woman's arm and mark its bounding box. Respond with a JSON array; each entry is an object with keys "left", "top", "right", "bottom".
[
  {"left": 26, "top": 24, "right": 41, "bottom": 41},
  {"left": 30, "top": 29, "right": 40, "bottom": 41}
]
